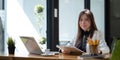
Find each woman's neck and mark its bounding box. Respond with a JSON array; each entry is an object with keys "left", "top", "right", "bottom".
[
  {"left": 83, "top": 28, "right": 90, "bottom": 32},
  {"left": 82, "top": 30, "right": 90, "bottom": 36}
]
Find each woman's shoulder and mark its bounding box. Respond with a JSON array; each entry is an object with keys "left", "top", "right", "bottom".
[
  {"left": 94, "top": 30, "right": 103, "bottom": 34},
  {"left": 93, "top": 30, "right": 103, "bottom": 37},
  {"left": 91, "top": 30, "right": 104, "bottom": 42}
]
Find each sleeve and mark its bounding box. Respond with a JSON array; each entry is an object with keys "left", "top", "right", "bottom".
[
  {"left": 66, "top": 37, "right": 76, "bottom": 47},
  {"left": 97, "top": 31, "right": 110, "bottom": 54}
]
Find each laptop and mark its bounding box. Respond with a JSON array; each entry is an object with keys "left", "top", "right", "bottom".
[{"left": 20, "top": 36, "right": 58, "bottom": 56}]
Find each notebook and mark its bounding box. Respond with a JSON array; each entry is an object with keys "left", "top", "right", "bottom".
[{"left": 20, "top": 36, "right": 58, "bottom": 56}]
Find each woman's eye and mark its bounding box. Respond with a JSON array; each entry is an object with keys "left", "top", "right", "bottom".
[
  {"left": 85, "top": 19, "right": 89, "bottom": 21},
  {"left": 80, "top": 19, "right": 82, "bottom": 21}
]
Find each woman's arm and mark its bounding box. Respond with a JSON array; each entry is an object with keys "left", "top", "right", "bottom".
[
  {"left": 94, "top": 31, "right": 110, "bottom": 54},
  {"left": 60, "top": 37, "right": 76, "bottom": 54}
]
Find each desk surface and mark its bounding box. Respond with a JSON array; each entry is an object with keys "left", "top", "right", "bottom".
[{"left": 0, "top": 53, "right": 110, "bottom": 60}]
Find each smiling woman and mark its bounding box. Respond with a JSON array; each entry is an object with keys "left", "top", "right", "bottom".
[{"left": 60, "top": 9, "right": 109, "bottom": 55}]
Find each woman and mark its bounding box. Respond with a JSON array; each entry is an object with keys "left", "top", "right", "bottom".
[{"left": 62, "top": 9, "right": 110, "bottom": 54}]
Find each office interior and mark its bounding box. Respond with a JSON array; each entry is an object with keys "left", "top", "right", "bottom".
[{"left": 0, "top": 0, "right": 120, "bottom": 59}]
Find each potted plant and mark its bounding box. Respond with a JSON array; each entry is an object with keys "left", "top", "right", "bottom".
[
  {"left": 7, "top": 37, "right": 15, "bottom": 54},
  {"left": 39, "top": 37, "right": 46, "bottom": 44}
]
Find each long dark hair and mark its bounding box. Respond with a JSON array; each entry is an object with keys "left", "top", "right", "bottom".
[{"left": 75, "top": 9, "right": 98, "bottom": 47}]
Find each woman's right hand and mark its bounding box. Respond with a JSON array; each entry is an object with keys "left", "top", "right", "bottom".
[{"left": 61, "top": 49, "right": 71, "bottom": 54}]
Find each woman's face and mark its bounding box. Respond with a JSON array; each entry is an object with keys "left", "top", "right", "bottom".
[{"left": 79, "top": 14, "right": 91, "bottom": 31}]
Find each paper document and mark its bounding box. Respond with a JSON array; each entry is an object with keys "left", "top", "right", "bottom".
[{"left": 56, "top": 45, "right": 84, "bottom": 54}]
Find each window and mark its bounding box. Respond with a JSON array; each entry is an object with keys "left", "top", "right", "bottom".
[
  {"left": 6, "top": 0, "right": 47, "bottom": 54},
  {"left": 91, "top": 0, "right": 105, "bottom": 37},
  {"left": 59, "top": 0, "right": 84, "bottom": 44}
]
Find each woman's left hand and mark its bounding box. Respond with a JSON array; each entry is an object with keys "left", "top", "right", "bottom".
[{"left": 98, "top": 50, "right": 102, "bottom": 54}]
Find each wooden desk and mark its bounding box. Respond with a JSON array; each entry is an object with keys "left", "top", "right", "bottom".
[{"left": 0, "top": 53, "right": 110, "bottom": 60}]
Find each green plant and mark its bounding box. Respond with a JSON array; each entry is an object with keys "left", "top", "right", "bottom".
[
  {"left": 34, "top": 4, "right": 44, "bottom": 34},
  {"left": 39, "top": 37, "right": 46, "bottom": 44},
  {"left": 7, "top": 37, "right": 15, "bottom": 47},
  {"left": 34, "top": 4, "right": 44, "bottom": 14},
  {"left": 110, "top": 39, "right": 120, "bottom": 60}
]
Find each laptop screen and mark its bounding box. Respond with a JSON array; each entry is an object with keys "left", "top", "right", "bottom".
[{"left": 20, "top": 36, "right": 43, "bottom": 54}]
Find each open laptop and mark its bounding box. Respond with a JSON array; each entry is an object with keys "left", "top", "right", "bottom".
[{"left": 20, "top": 36, "right": 58, "bottom": 56}]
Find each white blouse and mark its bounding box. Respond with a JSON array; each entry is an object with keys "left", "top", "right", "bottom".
[
  {"left": 86, "top": 30, "right": 110, "bottom": 54},
  {"left": 68, "top": 30, "right": 110, "bottom": 54}
]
